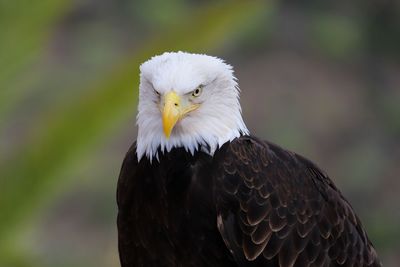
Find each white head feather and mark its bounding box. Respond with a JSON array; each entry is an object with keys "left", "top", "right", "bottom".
[{"left": 136, "top": 51, "right": 249, "bottom": 161}]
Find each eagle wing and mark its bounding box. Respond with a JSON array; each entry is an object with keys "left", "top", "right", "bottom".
[
  {"left": 214, "top": 136, "right": 381, "bottom": 267},
  {"left": 117, "top": 142, "right": 139, "bottom": 267}
]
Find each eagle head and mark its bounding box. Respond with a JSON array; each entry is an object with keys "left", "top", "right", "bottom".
[{"left": 136, "top": 51, "right": 248, "bottom": 161}]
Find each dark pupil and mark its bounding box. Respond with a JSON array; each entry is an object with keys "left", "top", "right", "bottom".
[{"left": 195, "top": 89, "right": 199, "bottom": 94}]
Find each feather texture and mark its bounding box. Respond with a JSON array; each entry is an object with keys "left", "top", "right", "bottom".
[
  {"left": 214, "top": 136, "right": 381, "bottom": 267},
  {"left": 117, "top": 136, "right": 381, "bottom": 266}
]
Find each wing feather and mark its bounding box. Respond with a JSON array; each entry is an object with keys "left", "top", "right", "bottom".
[
  {"left": 116, "top": 142, "right": 140, "bottom": 267},
  {"left": 214, "top": 136, "right": 381, "bottom": 267}
]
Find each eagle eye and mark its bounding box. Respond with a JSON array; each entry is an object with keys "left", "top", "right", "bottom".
[
  {"left": 191, "top": 85, "right": 203, "bottom": 97},
  {"left": 153, "top": 88, "right": 160, "bottom": 96}
]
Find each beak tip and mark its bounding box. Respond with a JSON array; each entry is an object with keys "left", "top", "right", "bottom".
[
  {"left": 163, "top": 126, "right": 171, "bottom": 139},
  {"left": 162, "top": 91, "right": 181, "bottom": 139}
]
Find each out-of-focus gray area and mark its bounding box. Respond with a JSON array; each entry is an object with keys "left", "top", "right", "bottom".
[{"left": 0, "top": 1, "right": 399, "bottom": 266}]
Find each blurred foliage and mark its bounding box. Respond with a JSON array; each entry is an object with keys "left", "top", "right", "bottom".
[
  {"left": 0, "top": 0, "right": 271, "bottom": 266},
  {"left": 311, "top": 14, "right": 363, "bottom": 59},
  {"left": 0, "top": 0, "right": 399, "bottom": 266},
  {"left": 0, "top": 0, "right": 71, "bottom": 120}
]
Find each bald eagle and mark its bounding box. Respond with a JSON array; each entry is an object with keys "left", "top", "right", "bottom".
[{"left": 117, "top": 52, "right": 381, "bottom": 267}]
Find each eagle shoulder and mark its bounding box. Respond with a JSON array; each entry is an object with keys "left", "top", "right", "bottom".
[
  {"left": 117, "top": 142, "right": 138, "bottom": 209},
  {"left": 214, "top": 135, "right": 381, "bottom": 267},
  {"left": 117, "top": 142, "right": 140, "bottom": 267}
]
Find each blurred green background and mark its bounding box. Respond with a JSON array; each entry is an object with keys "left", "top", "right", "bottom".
[{"left": 0, "top": 0, "right": 399, "bottom": 266}]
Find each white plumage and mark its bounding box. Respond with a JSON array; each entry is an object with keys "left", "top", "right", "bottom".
[{"left": 136, "top": 51, "right": 249, "bottom": 161}]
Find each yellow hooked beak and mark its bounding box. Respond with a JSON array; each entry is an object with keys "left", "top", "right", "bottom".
[{"left": 162, "top": 91, "right": 199, "bottom": 138}]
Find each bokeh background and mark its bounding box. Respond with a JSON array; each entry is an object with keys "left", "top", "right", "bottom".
[{"left": 1, "top": 0, "right": 399, "bottom": 266}]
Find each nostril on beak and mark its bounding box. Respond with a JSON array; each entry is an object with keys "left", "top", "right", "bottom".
[{"left": 174, "top": 103, "right": 178, "bottom": 107}]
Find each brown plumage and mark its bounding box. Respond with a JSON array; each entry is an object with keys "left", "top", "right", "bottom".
[{"left": 117, "top": 135, "right": 381, "bottom": 267}]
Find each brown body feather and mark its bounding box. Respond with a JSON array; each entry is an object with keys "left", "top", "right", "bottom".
[{"left": 117, "top": 136, "right": 381, "bottom": 267}]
